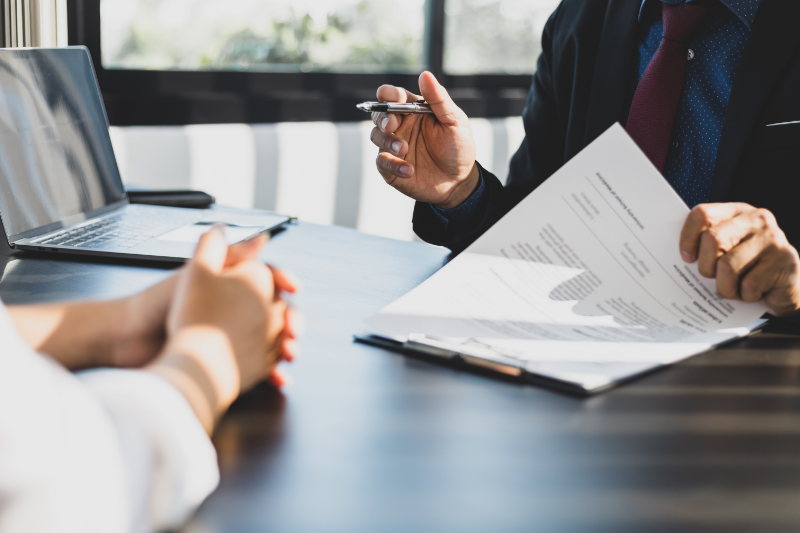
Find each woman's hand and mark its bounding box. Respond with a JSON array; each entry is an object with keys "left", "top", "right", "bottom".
[
  {"left": 8, "top": 231, "right": 301, "bottom": 380},
  {"left": 147, "top": 227, "right": 301, "bottom": 433}
]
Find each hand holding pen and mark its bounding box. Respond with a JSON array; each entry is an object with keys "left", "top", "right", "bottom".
[
  {"left": 365, "top": 71, "right": 480, "bottom": 210},
  {"left": 357, "top": 100, "right": 434, "bottom": 114}
]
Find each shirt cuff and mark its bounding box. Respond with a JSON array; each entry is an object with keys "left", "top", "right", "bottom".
[
  {"left": 428, "top": 166, "right": 489, "bottom": 235},
  {"left": 78, "top": 368, "right": 219, "bottom": 532}
]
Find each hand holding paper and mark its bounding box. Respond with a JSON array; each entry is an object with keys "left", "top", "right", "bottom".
[
  {"left": 366, "top": 125, "right": 768, "bottom": 393},
  {"left": 679, "top": 203, "right": 800, "bottom": 317}
]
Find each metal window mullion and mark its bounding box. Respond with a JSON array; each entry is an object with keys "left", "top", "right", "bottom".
[
  {"left": 22, "top": 0, "right": 31, "bottom": 46},
  {"left": 423, "top": 0, "right": 445, "bottom": 78}
]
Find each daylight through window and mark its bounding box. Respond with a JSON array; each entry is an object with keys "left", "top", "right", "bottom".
[
  {"left": 444, "top": 0, "right": 561, "bottom": 75},
  {"left": 101, "top": 0, "right": 426, "bottom": 73}
]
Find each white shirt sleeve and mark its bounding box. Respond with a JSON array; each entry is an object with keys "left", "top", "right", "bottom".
[
  {"left": 0, "top": 301, "right": 219, "bottom": 533},
  {"left": 78, "top": 369, "right": 220, "bottom": 533}
]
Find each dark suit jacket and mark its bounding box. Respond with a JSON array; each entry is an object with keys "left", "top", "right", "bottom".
[{"left": 413, "top": 0, "right": 800, "bottom": 254}]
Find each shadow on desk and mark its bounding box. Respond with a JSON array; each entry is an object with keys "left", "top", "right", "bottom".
[
  {"left": 762, "top": 315, "right": 800, "bottom": 336},
  {"left": 212, "top": 384, "right": 287, "bottom": 489},
  {"left": 0, "top": 227, "right": 12, "bottom": 256},
  {"left": 2, "top": 248, "right": 182, "bottom": 269}
]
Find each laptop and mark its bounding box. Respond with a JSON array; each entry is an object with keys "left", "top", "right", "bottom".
[{"left": 0, "top": 47, "right": 290, "bottom": 262}]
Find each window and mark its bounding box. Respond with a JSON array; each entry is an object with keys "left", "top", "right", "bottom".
[
  {"left": 70, "top": 0, "right": 558, "bottom": 125},
  {"left": 101, "top": 0, "right": 426, "bottom": 73},
  {"left": 444, "top": 0, "right": 561, "bottom": 75}
]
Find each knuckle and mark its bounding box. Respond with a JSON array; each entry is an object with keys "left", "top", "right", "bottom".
[
  {"left": 715, "top": 260, "right": 738, "bottom": 299},
  {"left": 698, "top": 262, "right": 715, "bottom": 278},
  {"left": 703, "top": 228, "right": 725, "bottom": 250},
  {"left": 376, "top": 84, "right": 391, "bottom": 99},
  {"left": 771, "top": 244, "right": 799, "bottom": 271},
  {"left": 765, "top": 229, "right": 787, "bottom": 248},
  {"left": 717, "top": 281, "right": 737, "bottom": 300},
  {"left": 717, "top": 254, "right": 737, "bottom": 276},
  {"left": 742, "top": 292, "right": 761, "bottom": 304},
  {"left": 766, "top": 224, "right": 789, "bottom": 246},
  {"left": 787, "top": 245, "right": 800, "bottom": 263},
  {"left": 375, "top": 153, "right": 386, "bottom": 171},
  {"left": 692, "top": 204, "right": 714, "bottom": 225},
  {"left": 375, "top": 153, "right": 397, "bottom": 174},
  {"left": 370, "top": 127, "right": 381, "bottom": 145},
  {"left": 763, "top": 227, "right": 778, "bottom": 241},
  {"left": 740, "top": 277, "right": 761, "bottom": 302},
  {"left": 755, "top": 208, "right": 777, "bottom": 228}
]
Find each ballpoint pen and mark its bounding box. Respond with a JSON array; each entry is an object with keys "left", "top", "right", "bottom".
[{"left": 357, "top": 100, "right": 434, "bottom": 114}]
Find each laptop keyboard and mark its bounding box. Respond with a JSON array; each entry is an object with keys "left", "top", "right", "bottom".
[{"left": 36, "top": 209, "right": 200, "bottom": 250}]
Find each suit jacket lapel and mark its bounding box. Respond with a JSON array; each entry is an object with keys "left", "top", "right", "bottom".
[
  {"left": 708, "top": 0, "right": 800, "bottom": 202},
  {"left": 583, "top": 0, "right": 641, "bottom": 151}
]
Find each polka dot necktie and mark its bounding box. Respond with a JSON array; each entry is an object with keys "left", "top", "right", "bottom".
[{"left": 626, "top": 1, "right": 718, "bottom": 172}]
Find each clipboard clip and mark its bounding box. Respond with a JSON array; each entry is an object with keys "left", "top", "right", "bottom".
[{"left": 403, "top": 334, "right": 525, "bottom": 377}]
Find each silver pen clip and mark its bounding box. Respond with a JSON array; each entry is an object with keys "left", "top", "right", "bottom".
[{"left": 356, "top": 100, "right": 434, "bottom": 114}]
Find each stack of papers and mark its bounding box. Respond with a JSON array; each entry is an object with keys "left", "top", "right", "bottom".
[{"left": 364, "top": 124, "right": 767, "bottom": 393}]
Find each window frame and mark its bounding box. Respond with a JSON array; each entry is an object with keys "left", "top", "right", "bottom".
[{"left": 69, "top": 0, "right": 534, "bottom": 125}]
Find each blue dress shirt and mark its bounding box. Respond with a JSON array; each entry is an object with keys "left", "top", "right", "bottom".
[
  {"left": 429, "top": 0, "right": 761, "bottom": 235},
  {"left": 637, "top": 0, "right": 761, "bottom": 206}
]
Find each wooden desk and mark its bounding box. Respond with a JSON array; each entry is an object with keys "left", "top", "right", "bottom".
[{"left": 2, "top": 222, "right": 800, "bottom": 532}]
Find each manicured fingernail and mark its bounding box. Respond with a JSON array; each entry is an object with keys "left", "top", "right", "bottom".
[
  {"left": 279, "top": 371, "right": 294, "bottom": 389},
  {"left": 380, "top": 116, "right": 389, "bottom": 131},
  {"left": 680, "top": 251, "right": 693, "bottom": 263},
  {"left": 399, "top": 165, "right": 410, "bottom": 176},
  {"left": 285, "top": 340, "right": 301, "bottom": 359},
  {"left": 268, "top": 370, "right": 286, "bottom": 388},
  {"left": 285, "top": 270, "right": 302, "bottom": 293},
  {"left": 391, "top": 140, "right": 402, "bottom": 153},
  {"left": 282, "top": 341, "right": 297, "bottom": 362}
]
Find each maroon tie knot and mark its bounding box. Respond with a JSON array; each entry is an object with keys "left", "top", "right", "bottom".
[{"left": 663, "top": 2, "right": 717, "bottom": 44}]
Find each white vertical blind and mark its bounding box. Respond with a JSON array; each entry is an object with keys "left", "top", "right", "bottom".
[
  {"left": 3, "top": 0, "right": 68, "bottom": 48},
  {"left": 110, "top": 117, "right": 525, "bottom": 242}
]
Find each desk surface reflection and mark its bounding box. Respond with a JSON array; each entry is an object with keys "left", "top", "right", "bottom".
[{"left": 3, "top": 222, "right": 800, "bottom": 533}]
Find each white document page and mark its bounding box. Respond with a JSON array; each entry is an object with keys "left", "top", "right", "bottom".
[
  {"left": 367, "top": 124, "right": 768, "bottom": 391},
  {"left": 156, "top": 224, "right": 263, "bottom": 244}
]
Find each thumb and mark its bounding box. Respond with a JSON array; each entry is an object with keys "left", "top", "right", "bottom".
[
  {"left": 418, "top": 71, "right": 464, "bottom": 127},
  {"left": 192, "top": 225, "right": 228, "bottom": 274},
  {"left": 225, "top": 233, "right": 269, "bottom": 268}
]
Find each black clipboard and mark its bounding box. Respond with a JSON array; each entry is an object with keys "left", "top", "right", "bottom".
[{"left": 354, "top": 320, "right": 769, "bottom": 396}]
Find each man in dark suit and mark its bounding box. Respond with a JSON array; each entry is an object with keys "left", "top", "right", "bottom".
[{"left": 370, "top": 0, "right": 800, "bottom": 317}]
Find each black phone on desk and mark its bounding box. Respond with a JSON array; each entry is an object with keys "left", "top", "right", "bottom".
[{"left": 127, "top": 190, "right": 216, "bottom": 209}]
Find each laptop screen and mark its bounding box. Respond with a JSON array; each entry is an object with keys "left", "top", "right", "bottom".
[{"left": 0, "top": 47, "right": 126, "bottom": 241}]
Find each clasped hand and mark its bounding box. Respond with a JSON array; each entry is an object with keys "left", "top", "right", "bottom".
[{"left": 10, "top": 227, "right": 302, "bottom": 432}]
